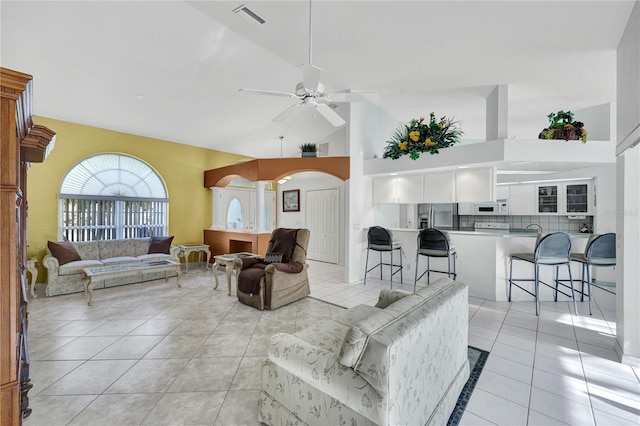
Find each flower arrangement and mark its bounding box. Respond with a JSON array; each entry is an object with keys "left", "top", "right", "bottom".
[
  {"left": 382, "top": 113, "right": 463, "bottom": 160},
  {"left": 538, "top": 110, "right": 587, "bottom": 143}
]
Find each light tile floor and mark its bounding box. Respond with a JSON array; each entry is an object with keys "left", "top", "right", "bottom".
[{"left": 22, "top": 260, "right": 639, "bottom": 425}]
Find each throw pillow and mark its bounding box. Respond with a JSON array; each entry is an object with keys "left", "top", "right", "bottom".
[
  {"left": 47, "top": 241, "right": 81, "bottom": 265},
  {"left": 148, "top": 236, "right": 174, "bottom": 254},
  {"left": 374, "top": 289, "right": 411, "bottom": 309},
  {"left": 263, "top": 252, "right": 283, "bottom": 264}
]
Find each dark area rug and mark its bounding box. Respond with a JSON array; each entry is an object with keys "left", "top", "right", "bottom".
[{"left": 447, "top": 345, "right": 490, "bottom": 425}]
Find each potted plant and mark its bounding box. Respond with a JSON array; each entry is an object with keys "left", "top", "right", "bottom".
[
  {"left": 299, "top": 143, "right": 318, "bottom": 158},
  {"left": 538, "top": 110, "right": 588, "bottom": 143}
]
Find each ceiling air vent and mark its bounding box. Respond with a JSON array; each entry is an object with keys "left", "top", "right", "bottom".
[{"left": 233, "top": 5, "right": 266, "bottom": 25}]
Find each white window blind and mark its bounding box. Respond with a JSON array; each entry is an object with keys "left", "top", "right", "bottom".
[{"left": 59, "top": 154, "right": 169, "bottom": 242}]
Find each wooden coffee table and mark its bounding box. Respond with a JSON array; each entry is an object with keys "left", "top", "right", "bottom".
[
  {"left": 82, "top": 260, "right": 181, "bottom": 305},
  {"left": 212, "top": 252, "right": 261, "bottom": 296}
]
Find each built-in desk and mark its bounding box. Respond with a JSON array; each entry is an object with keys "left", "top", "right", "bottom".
[{"left": 203, "top": 229, "right": 271, "bottom": 262}]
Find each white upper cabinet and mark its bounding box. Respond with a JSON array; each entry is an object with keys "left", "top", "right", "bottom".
[
  {"left": 509, "top": 184, "right": 536, "bottom": 215},
  {"left": 396, "top": 175, "right": 424, "bottom": 203},
  {"left": 373, "top": 175, "right": 424, "bottom": 204},
  {"left": 455, "top": 167, "right": 496, "bottom": 202},
  {"left": 496, "top": 185, "right": 510, "bottom": 200},
  {"left": 564, "top": 181, "right": 593, "bottom": 215},
  {"left": 373, "top": 167, "right": 496, "bottom": 204},
  {"left": 536, "top": 184, "right": 560, "bottom": 214},
  {"left": 423, "top": 171, "right": 456, "bottom": 202},
  {"left": 535, "top": 181, "right": 595, "bottom": 215},
  {"left": 372, "top": 177, "right": 397, "bottom": 203}
]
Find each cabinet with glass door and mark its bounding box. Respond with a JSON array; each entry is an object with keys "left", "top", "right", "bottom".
[
  {"left": 536, "top": 184, "right": 559, "bottom": 213},
  {"left": 565, "top": 182, "right": 590, "bottom": 214},
  {"left": 535, "top": 180, "right": 593, "bottom": 215}
]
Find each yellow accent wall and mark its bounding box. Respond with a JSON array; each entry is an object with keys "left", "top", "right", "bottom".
[{"left": 27, "top": 116, "right": 249, "bottom": 281}]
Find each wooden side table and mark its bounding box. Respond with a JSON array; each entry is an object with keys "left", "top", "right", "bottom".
[
  {"left": 26, "top": 258, "right": 38, "bottom": 297},
  {"left": 177, "top": 244, "right": 212, "bottom": 273},
  {"left": 212, "top": 252, "right": 261, "bottom": 295}
]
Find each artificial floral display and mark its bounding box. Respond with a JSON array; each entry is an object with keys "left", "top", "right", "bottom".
[
  {"left": 382, "top": 113, "right": 463, "bottom": 160},
  {"left": 538, "top": 110, "right": 587, "bottom": 143}
]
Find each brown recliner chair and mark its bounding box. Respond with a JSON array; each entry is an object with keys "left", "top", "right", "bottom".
[{"left": 234, "top": 228, "right": 310, "bottom": 310}]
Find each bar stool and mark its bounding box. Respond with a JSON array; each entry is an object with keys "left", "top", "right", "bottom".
[
  {"left": 570, "top": 233, "right": 616, "bottom": 315},
  {"left": 508, "top": 232, "right": 576, "bottom": 316},
  {"left": 364, "top": 226, "right": 403, "bottom": 287},
  {"left": 414, "top": 228, "right": 456, "bottom": 291}
]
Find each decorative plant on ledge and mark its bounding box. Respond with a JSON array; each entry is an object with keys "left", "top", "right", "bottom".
[
  {"left": 538, "top": 110, "right": 588, "bottom": 143},
  {"left": 382, "top": 113, "right": 463, "bottom": 160},
  {"left": 299, "top": 143, "right": 318, "bottom": 158}
]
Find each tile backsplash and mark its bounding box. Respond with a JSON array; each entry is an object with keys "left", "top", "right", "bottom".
[{"left": 459, "top": 215, "right": 594, "bottom": 234}]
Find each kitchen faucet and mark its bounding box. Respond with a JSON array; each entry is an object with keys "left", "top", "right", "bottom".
[{"left": 525, "top": 223, "right": 543, "bottom": 233}]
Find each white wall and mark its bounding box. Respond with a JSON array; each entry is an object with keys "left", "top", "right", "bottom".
[
  {"left": 616, "top": 1, "right": 640, "bottom": 366},
  {"left": 315, "top": 127, "right": 347, "bottom": 156},
  {"left": 346, "top": 101, "right": 401, "bottom": 282},
  {"left": 276, "top": 172, "right": 346, "bottom": 264},
  {"left": 617, "top": 1, "right": 640, "bottom": 150},
  {"left": 616, "top": 146, "right": 640, "bottom": 366},
  {"left": 575, "top": 103, "right": 614, "bottom": 141}
]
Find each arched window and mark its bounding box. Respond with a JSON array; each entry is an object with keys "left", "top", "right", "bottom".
[{"left": 59, "top": 153, "right": 169, "bottom": 241}]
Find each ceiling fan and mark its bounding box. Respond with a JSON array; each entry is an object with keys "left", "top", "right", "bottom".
[{"left": 239, "top": 0, "right": 376, "bottom": 127}]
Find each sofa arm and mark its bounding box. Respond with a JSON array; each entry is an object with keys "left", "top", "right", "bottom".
[
  {"left": 42, "top": 254, "right": 60, "bottom": 283},
  {"left": 169, "top": 246, "right": 180, "bottom": 262},
  {"left": 269, "top": 333, "right": 383, "bottom": 420}
]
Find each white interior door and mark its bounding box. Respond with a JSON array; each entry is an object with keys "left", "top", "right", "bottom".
[{"left": 306, "top": 188, "right": 339, "bottom": 263}]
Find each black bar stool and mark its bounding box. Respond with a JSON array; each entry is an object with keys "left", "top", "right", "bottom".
[
  {"left": 364, "top": 226, "right": 403, "bottom": 287},
  {"left": 414, "top": 228, "right": 456, "bottom": 291},
  {"left": 509, "top": 232, "right": 576, "bottom": 316}
]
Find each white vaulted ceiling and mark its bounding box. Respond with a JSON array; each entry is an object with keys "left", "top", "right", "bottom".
[{"left": 0, "top": 1, "right": 635, "bottom": 158}]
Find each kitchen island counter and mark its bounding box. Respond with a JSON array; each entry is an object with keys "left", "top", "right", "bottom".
[
  {"left": 383, "top": 227, "right": 593, "bottom": 238},
  {"left": 365, "top": 228, "right": 590, "bottom": 301}
]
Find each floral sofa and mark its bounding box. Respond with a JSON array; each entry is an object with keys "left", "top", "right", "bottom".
[
  {"left": 43, "top": 238, "right": 180, "bottom": 296},
  {"left": 259, "top": 277, "right": 469, "bottom": 426}
]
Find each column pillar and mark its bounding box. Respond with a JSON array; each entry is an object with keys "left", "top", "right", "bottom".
[{"left": 255, "top": 181, "right": 266, "bottom": 233}]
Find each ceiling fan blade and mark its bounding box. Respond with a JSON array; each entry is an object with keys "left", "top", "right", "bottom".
[
  {"left": 326, "top": 91, "right": 380, "bottom": 103},
  {"left": 273, "top": 103, "right": 302, "bottom": 122},
  {"left": 315, "top": 103, "right": 345, "bottom": 127},
  {"left": 239, "top": 88, "right": 298, "bottom": 98},
  {"left": 302, "top": 64, "right": 322, "bottom": 92}
]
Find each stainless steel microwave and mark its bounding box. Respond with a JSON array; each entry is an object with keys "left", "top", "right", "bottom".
[{"left": 473, "top": 199, "right": 509, "bottom": 215}]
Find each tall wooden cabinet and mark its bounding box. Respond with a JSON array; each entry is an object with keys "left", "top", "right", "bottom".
[{"left": 1, "top": 68, "right": 55, "bottom": 425}]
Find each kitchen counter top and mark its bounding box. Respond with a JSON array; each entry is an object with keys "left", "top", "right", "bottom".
[{"left": 382, "top": 228, "right": 593, "bottom": 238}]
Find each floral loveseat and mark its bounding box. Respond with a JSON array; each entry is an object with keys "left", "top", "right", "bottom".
[
  {"left": 43, "top": 237, "right": 180, "bottom": 296},
  {"left": 259, "top": 277, "right": 469, "bottom": 426}
]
